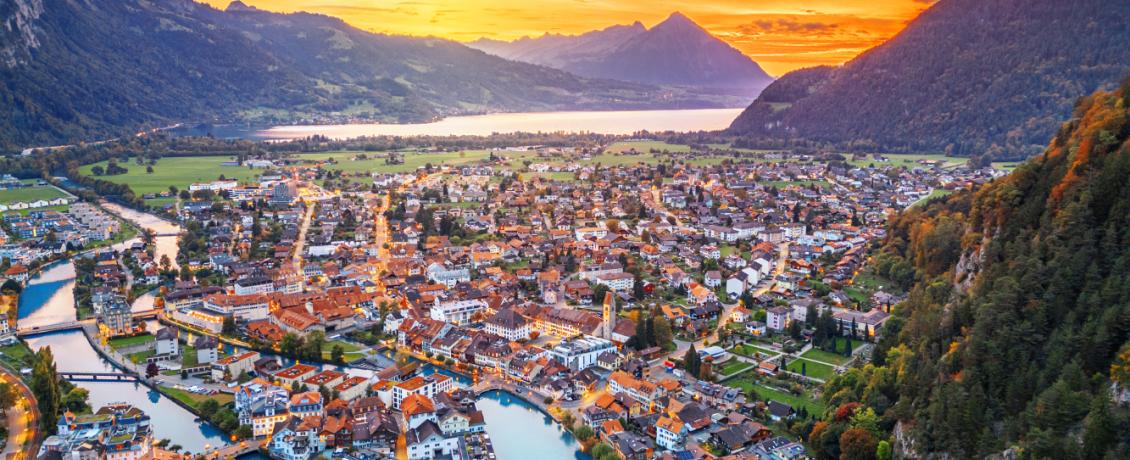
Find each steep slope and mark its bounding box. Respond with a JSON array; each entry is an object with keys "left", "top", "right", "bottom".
[
  {"left": 728, "top": 0, "right": 1130, "bottom": 159},
  {"left": 817, "top": 80, "right": 1130, "bottom": 458},
  {"left": 0, "top": 0, "right": 719, "bottom": 152},
  {"left": 469, "top": 12, "right": 774, "bottom": 99}
]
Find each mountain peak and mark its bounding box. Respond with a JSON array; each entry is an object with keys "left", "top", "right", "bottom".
[
  {"left": 225, "top": 1, "right": 256, "bottom": 12},
  {"left": 659, "top": 12, "right": 696, "bottom": 27}
]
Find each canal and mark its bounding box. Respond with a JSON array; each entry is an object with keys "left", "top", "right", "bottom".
[{"left": 478, "top": 390, "right": 589, "bottom": 460}]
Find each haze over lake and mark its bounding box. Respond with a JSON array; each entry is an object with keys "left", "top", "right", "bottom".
[{"left": 244, "top": 108, "right": 743, "bottom": 140}]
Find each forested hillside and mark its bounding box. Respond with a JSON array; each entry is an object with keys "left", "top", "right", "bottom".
[
  {"left": 0, "top": 0, "right": 721, "bottom": 152},
  {"left": 728, "top": 0, "right": 1130, "bottom": 160},
  {"left": 811, "top": 79, "right": 1130, "bottom": 458}
]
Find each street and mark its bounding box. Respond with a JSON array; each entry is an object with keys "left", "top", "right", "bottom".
[{"left": 0, "top": 367, "right": 40, "bottom": 460}]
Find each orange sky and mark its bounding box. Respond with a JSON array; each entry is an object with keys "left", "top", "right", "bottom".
[{"left": 202, "top": 0, "right": 935, "bottom": 76}]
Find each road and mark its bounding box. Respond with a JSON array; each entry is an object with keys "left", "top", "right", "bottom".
[
  {"left": 292, "top": 201, "right": 316, "bottom": 273},
  {"left": 0, "top": 367, "right": 40, "bottom": 460},
  {"left": 656, "top": 242, "right": 790, "bottom": 372}
]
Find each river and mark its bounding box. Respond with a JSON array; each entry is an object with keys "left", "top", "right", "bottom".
[
  {"left": 16, "top": 204, "right": 584, "bottom": 459},
  {"left": 177, "top": 108, "right": 743, "bottom": 140}
]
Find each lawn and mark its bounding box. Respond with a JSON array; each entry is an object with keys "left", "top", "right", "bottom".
[
  {"left": 0, "top": 186, "right": 69, "bottom": 205},
  {"left": 159, "top": 386, "right": 233, "bottom": 409},
  {"left": 0, "top": 342, "right": 34, "bottom": 372},
  {"left": 78, "top": 156, "right": 262, "bottom": 196},
  {"left": 723, "top": 373, "right": 825, "bottom": 415},
  {"left": 108, "top": 334, "right": 154, "bottom": 350},
  {"left": 323, "top": 340, "right": 365, "bottom": 363},
  {"left": 800, "top": 348, "right": 851, "bottom": 366},
  {"left": 126, "top": 350, "right": 155, "bottom": 364},
  {"left": 296, "top": 150, "right": 492, "bottom": 174},
  {"left": 910, "top": 189, "right": 954, "bottom": 209},
  {"left": 731, "top": 343, "right": 780, "bottom": 359},
  {"left": 786, "top": 358, "right": 835, "bottom": 380},
  {"left": 604, "top": 141, "right": 690, "bottom": 154},
  {"left": 719, "top": 359, "right": 754, "bottom": 376}
]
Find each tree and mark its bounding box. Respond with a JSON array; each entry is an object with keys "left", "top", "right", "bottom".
[
  {"left": 0, "top": 383, "right": 14, "bottom": 412},
  {"left": 221, "top": 317, "right": 238, "bottom": 336},
  {"left": 235, "top": 425, "right": 254, "bottom": 440},
  {"left": 60, "top": 387, "right": 90, "bottom": 413},
  {"left": 875, "top": 441, "right": 893, "bottom": 460},
  {"left": 840, "top": 428, "right": 878, "bottom": 460},
  {"left": 197, "top": 398, "right": 220, "bottom": 419},
  {"left": 683, "top": 345, "right": 700, "bottom": 377},
  {"left": 1081, "top": 393, "right": 1115, "bottom": 459},
  {"left": 574, "top": 425, "right": 595, "bottom": 442},
  {"left": 653, "top": 314, "right": 674, "bottom": 349},
  {"left": 331, "top": 345, "right": 345, "bottom": 365},
  {"left": 30, "top": 348, "right": 60, "bottom": 432},
  {"left": 146, "top": 362, "right": 159, "bottom": 379},
  {"left": 590, "top": 442, "right": 618, "bottom": 460}
]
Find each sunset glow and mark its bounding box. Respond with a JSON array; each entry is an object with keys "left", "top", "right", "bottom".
[{"left": 201, "top": 0, "right": 934, "bottom": 76}]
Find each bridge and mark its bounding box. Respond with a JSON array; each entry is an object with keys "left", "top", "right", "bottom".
[
  {"left": 16, "top": 308, "right": 161, "bottom": 337},
  {"left": 58, "top": 371, "right": 139, "bottom": 382}
]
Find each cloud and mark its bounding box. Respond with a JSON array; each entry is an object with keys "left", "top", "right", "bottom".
[{"left": 741, "top": 19, "right": 839, "bottom": 36}]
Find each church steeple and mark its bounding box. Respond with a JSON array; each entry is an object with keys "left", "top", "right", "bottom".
[{"left": 602, "top": 291, "right": 616, "bottom": 339}]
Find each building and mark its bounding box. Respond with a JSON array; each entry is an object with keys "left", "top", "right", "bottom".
[
  {"left": 288, "top": 391, "right": 325, "bottom": 419},
  {"left": 193, "top": 336, "right": 219, "bottom": 364},
  {"left": 767, "top": 306, "right": 790, "bottom": 331},
  {"left": 595, "top": 272, "right": 634, "bottom": 292},
  {"left": 601, "top": 292, "right": 616, "bottom": 340},
  {"left": 154, "top": 327, "right": 179, "bottom": 356},
  {"left": 656, "top": 415, "right": 687, "bottom": 450},
  {"left": 391, "top": 375, "right": 454, "bottom": 410},
  {"left": 99, "top": 299, "right": 133, "bottom": 337},
  {"left": 607, "top": 371, "right": 659, "bottom": 406},
  {"left": 211, "top": 351, "right": 259, "bottom": 381},
  {"left": 406, "top": 420, "right": 460, "bottom": 460},
  {"left": 550, "top": 336, "right": 615, "bottom": 371},
  {"left": 46, "top": 403, "right": 152, "bottom": 460},
  {"left": 203, "top": 293, "right": 270, "bottom": 322},
  {"left": 483, "top": 308, "right": 530, "bottom": 341},
  {"left": 430, "top": 299, "right": 487, "bottom": 325}
]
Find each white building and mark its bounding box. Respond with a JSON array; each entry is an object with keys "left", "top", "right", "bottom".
[
  {"left": 595, "top": 272, "right": 635, "bottom": 292},
  {"left": 426, "top": 263, "right": 470, "bottom": 288},
  {"left": 430, "top": 299, "right": 488, "bottom": 325},
  {"left": 550, "top": 336, "right": 615, "bottom": 371}
]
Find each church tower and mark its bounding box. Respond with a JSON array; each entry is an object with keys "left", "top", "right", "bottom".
[{"left": 602, "top": 291, "right": 616, "bottom": 340}]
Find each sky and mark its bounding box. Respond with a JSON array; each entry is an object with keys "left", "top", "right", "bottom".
[{"left": 202, "top": 0, "right": 936, "bottom": 76}]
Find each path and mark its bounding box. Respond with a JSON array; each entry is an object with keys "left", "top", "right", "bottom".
[{"left": 0, "top": 367, "right": 40, "bottom": 460}]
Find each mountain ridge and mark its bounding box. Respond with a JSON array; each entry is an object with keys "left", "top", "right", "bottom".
[
  {"left": 728, "top": 0, "right": 1130, "bottom": 159},
  {"left": 468, "top": 12, "right": 774, "bottom": 99},
  {"left": 0, "top": 0, "right": 731, "bottom": 152}
]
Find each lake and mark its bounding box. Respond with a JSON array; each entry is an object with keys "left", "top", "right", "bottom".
[{"left": 181, "top": 108, "right": 743, "bottom": 140}]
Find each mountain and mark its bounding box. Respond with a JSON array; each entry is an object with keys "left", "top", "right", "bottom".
[
  {"left": 728, "top": 0, "right": 1130, "bottom": 159},
  {"left": 819, "top": 80, "right": 1130, "bottom": 458},
  {"left": 0, "top": 0, "right": 727, "bottom": 152},
  {"left": 469, "top": 12, "right": 774, "bottom": 100}
]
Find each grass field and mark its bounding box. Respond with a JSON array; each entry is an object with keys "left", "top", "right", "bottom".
[
  {"left": 846, "top": 153, "right": 967, "bottom": 169},
  {"left": 604, "top": 141, "right": 691, "bottom": 154},
  {"left": 108, "top": 334, "right": 154, "bottom": 350},
  {"left": 724, "top": 373, "right": 826, "bottom": 415},
  {"left": 78, "top": 157, "right": 261, "bottom": 196},
  {"left": 323, "top": 340, "right": 365, "bottom": 363},
  {"left": 296, "top": 150, "right": 492, "bottom": 174},
  {"left": 0, "top": 186, "right": 68, "bottom": 204},
  {"left": 159, "top": 386, "right": 233, "bottom": 409},
  {"left": 801, "top": 348, "right": 851, "bottom": 366},
  {"left": 786, "top": 358, "right": 835, "bottom": 380},
  {"left": 909, "top": 189, "right": 954, "bottom": 209},
  {"left": 0, "top": 342, "right": 34, "bottom": 372},
  {"left": 719, "top": 359, "right": 754, "bottom": 376},
  {"left": 731, "top": 343, "right": 781, "bottom": 359}
]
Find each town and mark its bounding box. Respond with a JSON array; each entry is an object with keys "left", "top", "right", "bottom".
[{"left": 1, "top": 141, "right": 1006, "bottom": 460}]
